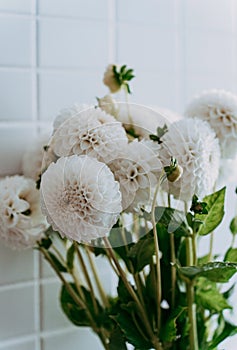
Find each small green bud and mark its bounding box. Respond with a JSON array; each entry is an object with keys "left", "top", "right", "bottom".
[{"left": 164, "top": 157, "right": 183, "bottom": 182}]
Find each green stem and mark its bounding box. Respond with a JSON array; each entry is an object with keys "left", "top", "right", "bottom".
[
  {"left": 168, "top": 193, "right": 176, "bottom": 309},
  {"left": 103, "top": 237, "right": 162, "bottom": 350},
  {"left": 84, "top": 245, "right": 109, "bottom": 308},
  {"left": 151, "top": 180, "right": 162, "bottom": 333},
  {"left": 74, "top": 242, "right": 99, "bottom": 315},
  {"left": 208, "top": 232, "right": 214, "bottom": 261},
  {"left": 187, "top": 281, "right": 199, "bottom": 350}
]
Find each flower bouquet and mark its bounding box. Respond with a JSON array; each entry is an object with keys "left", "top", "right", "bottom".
[{"left": 1, "top": 64, "right": 237, "bottom": 350}]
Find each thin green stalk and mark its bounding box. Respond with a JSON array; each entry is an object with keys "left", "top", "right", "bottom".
[
  {"left": 168, "top": 193, "right": 176, "bottom": 309},
  {"left": 74, "top": 242, "right": 99, "bottom": 315},
  {"left": 151, "top": 181, "right": 162, "bottom": 333},
  {"left": 84, "top": 245, "right": 109, "bottom": 308},
  {"left": 187, "top": 281, "right": 199, "bottom": 350},
  {"left": 208, "top": 232, "right": 214, "bottom": 261},
  {"left": 103, "top": 237, "right": 163, "bottom": 350}
]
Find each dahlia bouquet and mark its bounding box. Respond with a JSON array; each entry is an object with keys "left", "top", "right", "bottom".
[{"left": 1, "top": 65, "right": 237, "bottom": 350}]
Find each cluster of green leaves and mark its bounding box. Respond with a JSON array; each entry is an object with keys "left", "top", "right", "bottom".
[
  {"left": 39, "top": 186, "right": 237, "bottom": 350},
  {"left": 113, "top": 65, "right": 135, "bottom": 94}
]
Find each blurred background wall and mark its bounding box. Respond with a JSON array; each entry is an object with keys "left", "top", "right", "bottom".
[{"left": 0, "top": 0, "right": 237, "bottom": 349}]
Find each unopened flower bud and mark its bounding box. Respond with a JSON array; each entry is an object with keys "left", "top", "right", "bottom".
[
  {"left": 97, "top": 94, "right": 118, "bottom": 117},
  {"left": 167, "top": 165, "right": 183, "bottom": 182},
  {"left": 103, "top": 64, "right": 121, "bottom": 93}
]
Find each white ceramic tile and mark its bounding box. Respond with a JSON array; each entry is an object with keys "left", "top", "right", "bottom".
[
  {"left": 131, "top": 70, "right": 177, "bottom": 110},
  {"left": 38, "top": 18, "right": 108, "bottom": 68},
  {"left": 184, "top": 0, "right": 233, "bottom": 32},
  {"left": 117, "top": 0, "right": 176, "bottom": 26},
  {"left": 0, "top": 71, "right": 32, "bottom": 121},
  {"left": 0, "top": 18, "right": 32, "bottom": 66},
  {"left": 0, "top": 0, "right": 32, "bottom": 13},
  {"left": 118, "top": 23, "right": 176, "bottom": 72},
  {"left": 185, "top": 30, "right": 235, "bottom": 75},
  {"left": 184, "top": 73, "right": 235, "bottom": 105},
  {"left": 42, "top": 328, "right": 104, "bottom": 350},
  {"left": 0, "top": 243, "right": 34, "bottom": 285},
  {"left": 0, "top": 286, "right": 35, "bottom": 339},
  {"left": 0, "top": 340, "right": 36, "bottom": 350},
  {"left": 41, "top": 281, "right": 71, "bottom": 331},
  {"left": 38, "top": 71, "right": 106, "bottom": 120},
  {"left": 38, "top": 0, "right": 107, "bottom": 19},
  {"left": 0, "top": 125, "right": 37, "bottom": 176}
]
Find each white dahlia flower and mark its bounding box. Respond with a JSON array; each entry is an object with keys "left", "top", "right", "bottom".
[
  {"left": 108, "top": 140, "right": 162, "bottom": 212},
  {"left": 159, "top": 118, "right": 220, "bottom": 201},
  {"left": 22, "top": 133, "right": 50, "bottom": 181},
  {"left": 97, "top": 94, "right": 119, "bottom": 117},
  {"left": 53, "top": 104, "right": 92, "bottom": 132},
  {"left": 51, "top": 108, "right": 128, "bottom": 164},
  {"left": 0, "top": 176, "right": 47, "bottom": 249},
  {"left": 40, "top": 155, "right": 122, "bottom": 243},
  {"left": 185, "top": 89, "right": 237, "bottom": 159}
]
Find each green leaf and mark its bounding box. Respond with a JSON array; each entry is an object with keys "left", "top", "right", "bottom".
[
  {"left": 230, "top": 216, "right": 237, "bottom": 235},
  {"left": 108, "top": 327, "right": 127, "bottom": 350},
  {"left": 117, "top": 278, "right": 133, "bottom": 303},
  {"left": 154, "top": 206, "right": 191, "bottom": 237},
  {"left": 196, "top": 187, "right": 226, "bottom": 236},
  {"left": 208, "top": 321, "right": 237, "bottom": 349},
  {"left": 127, "top": 236, "right": 154, "bottom": 272},
  {"left": 224, "top": 247, "right": 237, "bottom": 262},
  {"left": 178, "top": 262, "right": 237, "bottom": 283},
  {"left": 113, "top": 311, "right": 152, "bottom": 349},
  {"left": 160, "top": 306, "right": 186, "bottom": 342},
  {"left": 66, "top": 243, "right": 75, "bottom": 271},
  {"left": 196, "top": 277, "right": 231, "bottom": 313},
  {"left": 38, "top": 236, "right": 52, "bottom": 249},
  {"left": 48, "top": 252, "right": 67, "bottom": 272}
]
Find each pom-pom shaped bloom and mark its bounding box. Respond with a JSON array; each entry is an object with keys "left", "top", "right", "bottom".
[
  {"left": 185, "top": 89, "right": 237, "bottom": 158},
  {"left": 159, "top": 118, "right": 220, "bottom": 201},
  {"left": 103, "top": 64, "right": 121, "bottom": 93},
  {"left": 51, "top": 107, "right": 128, "bottom": 164},
  {"left": 53, "top": 104, "right": 92, "bottom": 132},
  {"left": 40, "top": 155, "right": 122, "bottom": 243},
  {"left": 22, "top": 133, "right": 50, "bottom": 181},
  {"left": 0, "top": 176, "right": 47, "bottom": 249},
  {"left": 108, "top": 140, "right": 162, "bottom": 211}
]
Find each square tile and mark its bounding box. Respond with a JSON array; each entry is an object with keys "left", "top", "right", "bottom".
[
  {"left": 185, "top": 30, "right": 235, "bottom": 75},
  {"left": 0, "top": 18, "right": 32, "bottom": 66},
  {"left": 0, "top": 243, "right": 34, "bottom": 285},
  {"left": 117, "top": 0, "right": 176, "bottom": 26},
  {"left": 184, "top": 0, "right": 234, "bottom": 32},
  {"left": 42, "top": 328, "right": 104, "bottom": 350},
  {"left": 0, "top": 286, "right": 35, "bottom": 340},
  {"left": 38, "top": 0, "right": 107, "bottom": 19},
  {"left": 0, "top": 125, "right": 37, "bottom": 176},
  {"left": 118, "top": 23, "right": 176, "bottom": 72},
  {"left": 0, "top": 71, "right": 33, "bottom": 121},
  {"left": 38, "top": 70, "right": 106, "bottom": 121},
  {"left": 0, "top": 0, "right": 32, "bottom": 13},
  {"left": 38, "top": 18, "right": 108, "bottom": 68}
]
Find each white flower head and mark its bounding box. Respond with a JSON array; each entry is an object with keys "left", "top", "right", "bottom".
[
  {"left": 22, "top": 133, "right": 50, "bottom": 182},
  {"left": 159, "top": 118, "right": 220, "bottom": 201},
  {"left": 50, "top": 107, "right": 128, "bottom": 164},
  {"left": 40, "top": 155, "right": 122, "bottom": 244},
  {"left": 108, "top": 139, "right": 162, "bottom": 212},
  {"left": 103, "top": 64, "right": 121, "bottom": 93},
  {"left": 0, "top": 176, "right": 47, "bottom": 250},
  {"left": 97, "top": 94, "right": 119, "bottom": 117},
  {"left": 185, "top": 89, "right": 237, "bottom": 159},
  {"left": 53, "top": 103, "right": 92, "bottom": 133}
]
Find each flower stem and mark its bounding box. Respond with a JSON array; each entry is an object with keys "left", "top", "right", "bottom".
[
  {"left": 74, "top": 242, "right": 99, "bottom": 314},
  {"left": 168, "top": 193, "right": 176, "bottom": 309},
  {"left": 84, "top": 245, "right": 109, "bottom": 308},
  {"left": 208, "top": 231, "right": 214, "bottom": 261},
  {"left": 103, "top": 237, "right": 163, "bottom": 350},
  {"left": 151, "top": 180, "right": 163, "bottom": 333},
  {"left": 186, "top": 281, "right": 199, "bottom": 350}
]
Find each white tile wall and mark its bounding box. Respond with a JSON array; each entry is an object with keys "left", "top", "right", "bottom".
[{"left": 1, "top": 1, "right": 237, "bottom": 350}]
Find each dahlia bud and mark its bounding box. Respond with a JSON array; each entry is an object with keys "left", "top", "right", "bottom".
[
  {"left": 96, "top": 94, "right": 118, "bottom": 117},
  {"left": 103, "top": 64, "right": 121, "bottom": 93},
  {"left": 164, "top": 157, "right": 183, "bottom": 183}
]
